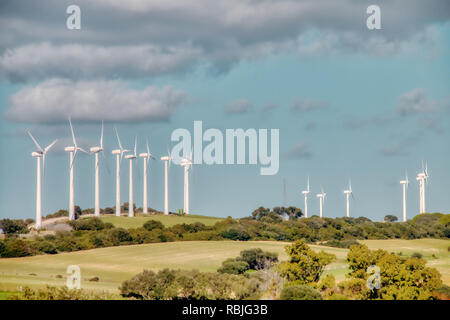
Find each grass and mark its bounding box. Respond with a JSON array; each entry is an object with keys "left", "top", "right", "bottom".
[
  {"left": 0, "top": 239, "right": 447, "bottom": 295},
  {"left": 99, "top": 214, "right": 224, "bottom": 229}
]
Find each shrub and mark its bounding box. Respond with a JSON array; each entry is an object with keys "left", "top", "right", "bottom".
[
  {"left": 0, "top": 238, "right": 32, "bottom": 257},
  {"left": 280, "top": 285, "right": 323, "bottom": 300},
  {"left": 68, "top": 217, "right": 106, "bottom": 231},
  {"left": 321, "top": 239, "right": 359, "bottom": 249},
  {"left": 11, "top": 286, "right": 112, "bottom": 300},
  {"left": 237, "top": 248, "right": 278, "bottom": 270},
  {"left": 0, "top": 219, "right": 29, "bottom": 234},
  {"left": 143, "top": 220, "right": 165, "bottom": 231},
  {"left": 89, "top": 276, "right": 100, "bottom": 282},
  {"left": 218, "top": 259, "right": 249, "bottom": 275},
  {"left": 107, "top": 228, "right": 132, "bottom": 245},
  {"left": 220, "top": 228, "right": 251, "bottom": 241}
]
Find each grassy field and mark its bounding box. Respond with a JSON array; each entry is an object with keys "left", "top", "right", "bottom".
[
  {"left": 99, "top": 214, "right": 224, "bottom": 229},
  {"left": 0, "top": 239, "right": 447, "bottom": 297}
]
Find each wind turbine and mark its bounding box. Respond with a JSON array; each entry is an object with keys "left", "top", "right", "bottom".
[
  {"left": 139, "top": 139, "right": 155, "bottom": 214},
  {"left": 160, "top": 148, "right": 172, "bottom": 215},
  {"left": 112, "top": 127, "right": 130, "bottom": 217},
  {"left": 180, "top": 149, "right": 193, "bottom": 214},
  {"left": 416, "top": 161, "right": 429, "bottom": 214},
  {"left": 65, "top": 118, "right": 89, "bottom": 221},
  {"left": 90, "top": 121, "right": 105, "bottom": 217},
  {"left": 400, "top": 171, "right": 409, "bottom": 222},
  {"left": 28, "top": 132, "right": 57, "bottom": 229},
  {"left": 125, "top": 137, "right": 137, "bottom": 217},
  {"left": 316, "top": 187, "right": 326, "bottom": 218},
  {"left": 343, "top": 179, "right": 354, "bottom": 218},
  {"left": 301, "top": 177, "right": 310, "bottom": 218}
]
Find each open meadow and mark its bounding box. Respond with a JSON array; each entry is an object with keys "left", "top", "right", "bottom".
[{"left": 0, "top": 239, "right": 448, "bottom": 297}]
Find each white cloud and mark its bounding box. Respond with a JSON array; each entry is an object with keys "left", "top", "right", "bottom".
[
  {"left": 397, "top": 88, "right": 436, "bottom": 115},
  {"left": 287, "top": 142, "right": 312, "bottom": 159},
  {"left": 224, "top": 98, "right": 253, "bottom": 115},
  {"left": 5, "top": 79, "right": 187, "bottom": 123},
  {"left": 0, "top": 43, "right": 202, "bottom": 81}
]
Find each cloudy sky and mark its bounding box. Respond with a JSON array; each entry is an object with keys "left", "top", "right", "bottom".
[{"left": 0, "top": 0, "right": 449, "bottom": 220}]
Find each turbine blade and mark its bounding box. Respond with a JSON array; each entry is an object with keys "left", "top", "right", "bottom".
[
  {"left": 114, "top": 127, "right": 123, "bottom": 150},
  {"left": 134, "top": 136, "right": 137, "bottom": 157},
  {"left": 70, "top": 149, "right": 78, "bottom": 169},
  {"left": 27, "top": 131, "right": 43, "bottom": 152},
  {"left": 78, "top": 147, "right": 89, "bottom": 154},
  {"left": 44, "top": 139, "right": 58, "bottom": 153},
  {"left": 69, "top": 118, "right": 77, "bottom": 147},
  {"left": 100, "top": 120, "right": 104, "bottom": 149}
]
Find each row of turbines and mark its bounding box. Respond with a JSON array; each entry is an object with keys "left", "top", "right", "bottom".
[
  {"left": 299, "top": 163, "right": 429, "bottom": 221},
  {"left": 28, "top": 119, "right": 193, "bottom": 229}
]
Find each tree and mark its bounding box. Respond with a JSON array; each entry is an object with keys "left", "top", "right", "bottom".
[
  {"left": 218, "top": 259, "right": 249, "bottom": 275},
  {"left": 0, "top": 219, "right": 28, "bottom": 234},
  {"left": 384, "top": 215, "right": 398, "bottom": 222},
  {"left": 273, "top": 206, "right": 303, "bottom": 220},
  {"left": 237, "top": 248, "right": 278, "bottom": 270},
  {"left": 279, "top": 240, "right": 335, "bottom": 285},
  {"left": 346, "top": 244, "right": 442, "bottom": 300},
  {"left": 143, "top": 220, "right": 165, "bottom": 231}
]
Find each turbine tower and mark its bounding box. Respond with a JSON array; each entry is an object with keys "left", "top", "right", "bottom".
[
  {"left": 90, "top": 121, "right": 105, "bottom": 217},
  {"left": 343, "top": 179, "right": 354, "bottom": 218},
  {"left": 139, "top": 139, "right": 154, "bottom": 214},
  {"left": 400, "top": 171, "right": 409, "bottom": 222},
  {"left": 180, "top": 150, "right": 193, "bottom": 214},
  {"left": 160, "top": 149, "right": 172, "bottom": 215},
  {"left": 112, "top": 127, "right": 130, "bottom": 217},
  {"left": 316, "top": 187, "right": 326, "bottom": 218},
  {"left": 65, "top": 119, "right": 88, "bottom": 221},
  {"left": 416, "top": 162, "right": 429, "bottom": 214},
  {"left": 301, "top": 177, "right": 310, "bottom": 218},
  {"left": 28, "top": 132, "right": 57, "bottom": 230},
  {"left": 125, "top": 137, "right": 137, "bottom": 217}
]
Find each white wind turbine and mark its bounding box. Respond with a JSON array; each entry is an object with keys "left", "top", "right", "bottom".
[
  {"left": 28, "top": 132, "right": 57, "bottom": 229},
  {"left": 125, "top": 137, "right": 138, "bottom": 217},
  {"left": 400, "top": 171, "right": 409, "bottom": 222},
  {"left": 180, "top": 149, "right": 193, "bottom": 214},
  {"left": 90, "top": 121, "right": 106, "bottom": 217},
  {"left": 316, "top": 186, "right": 326, "bottom": 218},
  {"left": 65, "top": 118, "right": 89, "bottom": 220},
  {"left": 416, "top": 161, "right": 429, "bottom": 214},
  {"left": 139, "top": 139, "right": 155, "bottom": 214},
  {"left": 343, "top": 179, "right": 354, "bottom": 218},
  {"left": 112, "top": 127, "right": 130, "bottom": 217},
  {"left": 160, "top": 148, "right": 172, "bottom": 215},
  {"left": 301, "top": 177, "right": 310, "bottom": 218}
]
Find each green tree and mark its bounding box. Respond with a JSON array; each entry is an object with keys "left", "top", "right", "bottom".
[
  {"left": 279, "top": 240, "right": 335, "bottom": 284},
  {"left": 143, "top": 220, "right": 165, "bottom": 231}
]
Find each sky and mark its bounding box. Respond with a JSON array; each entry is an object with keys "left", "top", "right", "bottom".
[{"left": 0, "top": 0, "right": 449, "bottom": 221}]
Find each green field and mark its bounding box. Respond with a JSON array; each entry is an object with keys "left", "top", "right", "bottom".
[
  {"left": 0, "top": 239, "right": 448, "bottom": 297},
  {"left": 99, "top": 214, "right": 224, "bottom": 229}
]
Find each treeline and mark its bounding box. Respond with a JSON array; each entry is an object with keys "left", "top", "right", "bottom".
[{"left": 0, "top": 210, "right": 449, "bottom": 258}]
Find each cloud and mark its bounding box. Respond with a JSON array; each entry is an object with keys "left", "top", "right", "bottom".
[
  {"left": 290, "top": 99, "right": 328, "bottom": 113},
  {"left": 224, "top": 98, "right": 253, "bottom": 115},
  {"left": 378, "top": 132, "right": 421, "bottom": 157},
  {"left": 344, "top": 115, "right": 395, "bottom": 129},
  {"left": 1, "top": 0, "right": 449, "bottom": 81},
  {"left": 0, "top": 43, "right": 202, "bottom": 82},
  {"left": 4, "top": 79, "right": 187, "bottom": 123},
  {"left": 287, "top": 142, "right": 312, "bottom": 159},
  {"left": 397, "top": 88, "right": 436, "bottom": 115},
  {"left": 261, "top": 103, "right": 279, "bottom": 112}
]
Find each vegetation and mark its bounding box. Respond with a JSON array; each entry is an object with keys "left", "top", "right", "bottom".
[
  {"left": 218, "top": 248, "right": 278, "bottom": 274},
  {"left": 1, "top": 212, "right": 449, "bottom": 258},
  {"left": 280, "top": 285, "right": 323, "bottom": 300},
  {"left": 120, "top": 269, "right": 263, "bottom": 300},
  {"left": 384, "top": 215, "right": 398, "bottom": 222},
  {"left": 0, "top": 219, "right": 31, "bottom": 234},
  {"left": 9, "top": 286, "right": 114, "bottom": 300},
  {"left": 278, "top": 240, "right": 335, "bottom": 285}
]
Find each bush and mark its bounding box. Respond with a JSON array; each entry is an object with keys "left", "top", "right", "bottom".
[
  {"left": 0, "top": 238, "right": 32, "bottom": 257},
  {"left": 68, "top": 218, "right": 106, "bottom": 231},
  {"left": 411, "top": 252, "right": 423, "bottom": 259},
  {"left": 218, "top": 259, "right": 249, "bottom": 275},
  {"left": 237, "top": 248, "right": 278, "bottom": 270},
  {"left": 220, "top": 228, "right": 251, "bottom": 241},
  {"left": 107, "top": 228, "right": 132, "bottom": 245},
  {"left": 280, "top": 285, "right": 323, "bottom": 300},
  {"left": 143, "top": 220, "right": 165, "bottom": 231},
  {"left": 89, "top": 276, "right": 100, "bottom": 282},
  {"left": 321, "top": 239, "right": 359, "bottom": 249},
  {"left": 11, "top": 286, "right": 112, "bottom": 300}
]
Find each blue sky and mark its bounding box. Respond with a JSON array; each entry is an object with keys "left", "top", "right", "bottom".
[{"left": 0, "top": 1, "right": 449, "bottom": 221}]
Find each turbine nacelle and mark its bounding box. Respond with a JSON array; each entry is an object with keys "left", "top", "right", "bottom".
[
  {"left": 139, "top": 153, "right": 152, "bottom": 158},
  {"left": 65, "top": 146, "right": 76, "bottom": 152},
  {"left": 161, "top": 156, "right": 171, "bottom": 161},
  {"left": 31, "top": 152, "right": 42, "bottom": 157},
  {"left": 125, "top": 154, "right": 137, "bottom": 160},
  {"left": 90, "top": 146, "right": 103, "bottom": 153},
  {"left": 301, "top": 190, "right": 310, "bottom": 195}
]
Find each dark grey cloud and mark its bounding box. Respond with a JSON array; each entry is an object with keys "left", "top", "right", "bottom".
[
  {"left": 224, "top": 99, "right": 253, "bottom": 115},
  {"left": 0, "top": 0, "right": 449, "bottom": 81},
  {"left": 4, "top": 78, "right": 187, "bottom": 123}
]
